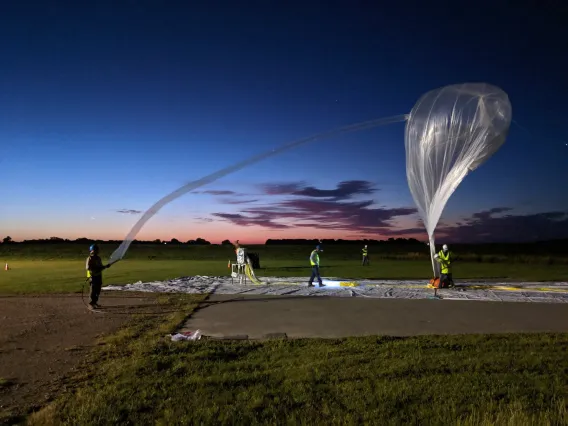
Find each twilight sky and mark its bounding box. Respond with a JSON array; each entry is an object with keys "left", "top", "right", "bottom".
[{"left": 1, "top": 1, "right": 567, "bottom": 244}]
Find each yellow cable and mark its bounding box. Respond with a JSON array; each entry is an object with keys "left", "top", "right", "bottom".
[{"left": 245, "top": 264, "right": 263, "bottom": 285}]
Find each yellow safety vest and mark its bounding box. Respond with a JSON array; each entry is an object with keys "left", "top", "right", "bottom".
[
  {"left": 438, "top": 250, "right": 452, "bottom": 274},
  {"left": 310, "top": 250, "right": 319, "bottom": 266},
  {"left": 362, "top": 248, "right": 368, "bottom": 256},
  {"left": 87, "top": 269, "right": 100, "bottom": 278},
  {"left": 86, "top": 255, "right": 104, "bottom": 278}
]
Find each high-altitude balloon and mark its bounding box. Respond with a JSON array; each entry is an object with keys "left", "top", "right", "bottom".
[{"left": 404, "top": 83, "right": 512, "bottom": 275}]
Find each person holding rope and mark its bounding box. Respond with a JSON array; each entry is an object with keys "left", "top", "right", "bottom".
[
  {"left": 434, "top": 244, "right": 454, "bottom": 288},
  {"left": 86, "top": 244, "right": 111, "bottom": 310}
]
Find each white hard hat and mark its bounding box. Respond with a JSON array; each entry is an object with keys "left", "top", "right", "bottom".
[{"left": 442, "top": 244, "right": 448, "bottom": 251}]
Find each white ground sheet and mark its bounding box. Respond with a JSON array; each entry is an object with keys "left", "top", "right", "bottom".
[{"left": 103, "top": 275, "right": 568, "bottom": 303}]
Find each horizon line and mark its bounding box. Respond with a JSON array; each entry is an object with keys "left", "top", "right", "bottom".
[{"left": 2, "top": 236, "right": 568, "bottom": 246}]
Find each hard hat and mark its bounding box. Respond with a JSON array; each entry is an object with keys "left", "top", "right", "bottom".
[
  {"left": 89, "top": 244, "right": 99, "bottom": 252},
  {"left": 364, "top": 245, "right": 367, "bottom": 248},
  {"left": 442, "top": 244, "right": 448, "bottom": 251}
]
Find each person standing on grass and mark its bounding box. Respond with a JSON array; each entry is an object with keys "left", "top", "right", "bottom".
[
  {"left": 86, "top": 244, "right": 111, "bottom": 309},
  {"left": 362, "top": 245, "right": 370, "bottom": 266},
  {"left": 308, "top": 245, "right": 325, "bottom": 287},
  {"left": 434, "top": 244, "right": 454, "bottom": 288}
]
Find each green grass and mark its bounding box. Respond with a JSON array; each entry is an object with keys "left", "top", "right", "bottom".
[
  {"left": 1, "top": 243, "right": 567, "bottom": 294},
  {"left": 2, "top": 242, "right": 568, "bottom": 265},
  {"left": 2, "top": 258, "right": 568, "bottom": 295},
  {"left": 4, "top": 244, "right": 567, "bottom": 424},
  {"left": 28, "top": 295, "right": 568, "bottom": 425}
]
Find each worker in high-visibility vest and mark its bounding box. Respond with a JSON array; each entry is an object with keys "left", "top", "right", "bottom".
[
  {"left": 362, "top": 245, "right": 369, "bottom": 266},
  {"left": 86, "top": 244, "right": 111, "bottom": 309},
  {"left": 308, "top": 245, "right": 325, "bottom": 287},
  {"left": 434, "top": 244, "right": 454, "bottom": 288}
]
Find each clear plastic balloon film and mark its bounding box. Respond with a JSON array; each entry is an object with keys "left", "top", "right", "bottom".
[
  {"left": 108, "top": 82, "right": 511, "bottom": 275},
  {"left": 404, "top": 83, "right": 512, "bottom": 275}
]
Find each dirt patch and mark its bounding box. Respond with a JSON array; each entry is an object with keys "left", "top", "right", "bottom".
[{"left": 0, "top": 293, "right": 160, "bottom": 424}]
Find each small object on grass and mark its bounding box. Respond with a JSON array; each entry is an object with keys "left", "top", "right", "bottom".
[{"left": 169, "top": 330, "right": 202, "bottom": 341}]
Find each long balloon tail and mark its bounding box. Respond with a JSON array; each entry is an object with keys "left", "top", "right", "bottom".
[
  {"left": 108, "top": 113, "right": 409, "bottom": 265},
  {"left": 429, "top": 234, "right": 438, "bottom": 277}
]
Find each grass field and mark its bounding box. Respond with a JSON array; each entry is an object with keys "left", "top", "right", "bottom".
[
  {"left": 3, "top": 243, "right": 568, "bottom": 424},
  {"left": 2, "top": 241, "right": 568, "bottom": 265},
  {"left": 1, "top": 243, "right": 567, "bottom": 295},
  {"left": 2, "top": 258, "right": 568, "bottom": 295},
  {"left": 28, "top": 294, "right": 568, "bottom": 425}
]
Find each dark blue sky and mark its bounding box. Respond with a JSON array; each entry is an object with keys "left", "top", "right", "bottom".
[{"left": 1, "top": 0, "right": 567, "bottom": 243}]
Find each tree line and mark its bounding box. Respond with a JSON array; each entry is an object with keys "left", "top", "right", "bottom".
[
  {"left": 2, "top": 236, "right": 568, "bottom": 255},
  {"left": 1, "top": 236, "right": 423, "bottom": 246},
  {"left": 264, "top": 238, "right": 424, "bottom": 245},
  {"left": 0, "top": 236, "right": 213, "bottom": 245}
]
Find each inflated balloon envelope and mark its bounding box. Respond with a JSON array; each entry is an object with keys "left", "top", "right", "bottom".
[
  {"left": 107, "top": 82, "right": 510, "bottom": 268},
  {"left": 404, "top": 83, "right": 512, "bottom": 276}
]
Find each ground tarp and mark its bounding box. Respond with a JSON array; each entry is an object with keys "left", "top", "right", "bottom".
[{"left": 103, "top": 276, "right": 568, "bottom": 303}]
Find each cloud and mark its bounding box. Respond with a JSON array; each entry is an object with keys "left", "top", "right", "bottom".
[
  {"left": 378, "top": 218, "right": 451, "bottom": 237},
  {"left": 470, "top": 207, "right": 513, "bottom": 221},
  {"left": 294, "top": 181, "right": 376, "bottom": 199},
  {"left": 379, "top": 227, "right": 425, "bottom": 237},
  {"left": 116, "top": 209, "right": 142, "bottom": 215},
  {"left": 208, "top": 180, "right": 568, "bottom": 242},
  {"left": 194, "top": 217, "right": 214, "bottom": 223},
  {"left": 260, "top": 180, "right": 376, "bottom": 200},
  {"left": 219, "top": 199, "right": 259, "bottom": 205},
  {"left": 212, "top": 213, "right": 290, "bottom": 229},
  {"left": 261, "top": 182, "right": 304, "bottom": 196},
  {"left": 210, "top": 180, "right": 417, "bottom": 235},
  {"left": 213, "top": 197, "right": 417, "bottom": 234},
  {"left": 438, "top": 208, "right": 568, "bottom": 243},
  {"left": 376, "top": 208, "right": 568, "bottom": 242},
  {"left": 193, "top": 190, "right": 237, "bottom": 196}
]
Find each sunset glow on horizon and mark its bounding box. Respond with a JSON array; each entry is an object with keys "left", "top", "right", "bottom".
[{"left": 1, "top": 3, "right": 567, "bottom": 245}]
